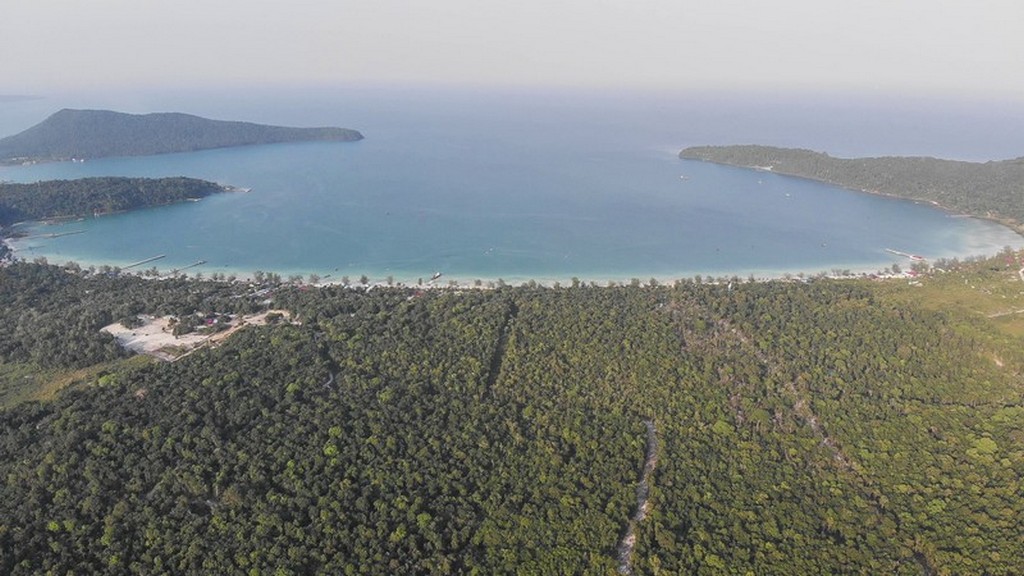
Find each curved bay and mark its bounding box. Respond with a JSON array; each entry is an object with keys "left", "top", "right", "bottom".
[{"left": 3, "top": 89, "right": 1022, "bottom": 282}]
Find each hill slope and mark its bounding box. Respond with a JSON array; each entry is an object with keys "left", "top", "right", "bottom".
[
  {"left": 0, "top": 177, "right": 229, "bottom": 226},
  {"left": 681, "top": 145, "right": 1024, "bottom": 231},
  {"left": 0, "top": 109, "right": 363, "bottom": 164},
  {"left": 2, "top": 260, "right": 1024, "bottom": 573}
]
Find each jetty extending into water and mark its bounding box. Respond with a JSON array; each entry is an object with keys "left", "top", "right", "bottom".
[
  {"left": 122, "top": 254, "right": 166, "bottom": 270},
  {"left": 26, "top": 229, "right": 86, "bottom": 240},
  {"left": 885, "top": 248, "right": 925, "bottom": 261}
]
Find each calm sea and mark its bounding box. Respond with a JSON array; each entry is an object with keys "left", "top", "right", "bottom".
[{"left": 2, "top": 86, "right": 1023, "bottom": 283}]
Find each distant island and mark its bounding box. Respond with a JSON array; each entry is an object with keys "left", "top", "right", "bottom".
[
  {"left": 0, "top": 109, "right": 363, "bottom": 164},
  {"left": 680, "top": 145, "right": 1024, "bottom": 233},
  {"left": 0, "top": 176, "right": 233, "bottom": 227}
]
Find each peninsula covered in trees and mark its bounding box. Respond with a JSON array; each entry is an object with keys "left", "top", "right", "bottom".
[
  {"left": 0, "top": 109, "right": 363, "bottom": 164},
  {"left": 680, "top": 145, "right": 1024, "bottom": 232},
  {"left": 2, "top": 251, "right": 1024, "bottom": 573},
  {"left": 0, "top": 177, "right": 232, "bottom": 227}
]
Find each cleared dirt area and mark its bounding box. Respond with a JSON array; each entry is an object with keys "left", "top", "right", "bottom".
[{"left": 101, "top": 310, "right": 293, "bottom": 361}]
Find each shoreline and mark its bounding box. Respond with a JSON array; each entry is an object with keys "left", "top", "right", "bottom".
[
  {"left": 6, "top": 217, "right": 1014, "bottom": 288},
  {"left": 0, "top": 238, "right": 971, "bottom": 290},
  {"left": 683, "top": 157, "right": 1024, "bottom": 239},
  {"left": 5, "top": 212, "right": 1019, "bottom": 288},
  {"left": 841, "top": 184, "right": 1023, "bottom": 238}
]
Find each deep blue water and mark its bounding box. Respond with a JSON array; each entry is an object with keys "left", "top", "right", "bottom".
[{"left": 2, "top": 86, "right": 1023, "bottom": 283}]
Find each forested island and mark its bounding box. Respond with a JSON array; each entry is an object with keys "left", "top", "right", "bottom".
[
  {"left": 681, "top": 145, "right": 1024, "bottom": 232},
  {"left": 0, "top": 109, "right": 363, "bottom": 164},
  {"left": 2, "top": 253, "right": 1024, "bottom": 574},
  {"left": 0, "top": 177, "right": 232, "bottom": 227}
]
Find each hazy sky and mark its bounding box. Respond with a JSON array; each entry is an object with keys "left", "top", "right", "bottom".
[{"left": 4, "top": 0, "right": 1023, "bottom": 97}]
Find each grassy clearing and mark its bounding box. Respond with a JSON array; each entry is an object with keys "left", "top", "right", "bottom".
[
  {"left": 877, "top": 259, "right": 1024, "bottom": 338},
  {"left": 0, "top": 363, "right": 55, "bottom": 409},
  {"left": 871, "top": 255, "right": 1024, "bottom": 382},
  {"left": 0, "top": 356, "right": 153, "bottom": 409}
]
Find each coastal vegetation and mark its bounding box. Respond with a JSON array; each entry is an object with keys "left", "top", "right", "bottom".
[
  {"left": 680, "top": 145, "right": 1024, "bottom": 232},
  {"left": 0, "top": 177, "right": 229, "bottom": 227},
  {"left": 0, "top": 109, "right": 363, "bottom": 164},
  {"left": 2, "top": 254, "right": 1024, "bottom": 574}
]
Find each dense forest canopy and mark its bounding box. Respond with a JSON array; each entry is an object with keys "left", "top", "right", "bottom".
[
  {"left": 0, "top": 177, "right": 229, "bottom": 226},
  {"left": 680, "top": 145, "right": 1024, "bottom": 231},
  {"left": 1, "top": 255, "right": 1023, "bottom": 574},
  {"left": 0, "top": 109, "right": 363, "bottom": 164}
]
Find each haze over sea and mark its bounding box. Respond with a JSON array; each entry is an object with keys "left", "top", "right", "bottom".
[{"left": 2, "top": 86, "right": 1023, "bottom": 283}]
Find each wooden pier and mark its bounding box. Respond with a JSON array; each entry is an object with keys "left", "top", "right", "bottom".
[{"left": 122, "top": 254, "right": 166, "bottom": 269}]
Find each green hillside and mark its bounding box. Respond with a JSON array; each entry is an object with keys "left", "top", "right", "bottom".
[
  {"left": 2, "top": 258, "right": 1023, "bottom": 574},
  {"left": 0, "top": 177, "right": 229, "bottom": 226},
  {"left": 681, "top": 145, "right": 1024, "bottom": 232},
  {"left": 0, "top": 109, "right": 363, "bottom": 164}
]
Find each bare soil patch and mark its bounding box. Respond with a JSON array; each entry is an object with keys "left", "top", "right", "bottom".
[{"left": 102, "top": 310, "right": 294, "bottom": 361}]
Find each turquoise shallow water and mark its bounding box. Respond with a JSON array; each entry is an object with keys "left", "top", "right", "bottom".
[{"left": 2, "top": 87, "right": 1023, "bottom": 283}]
